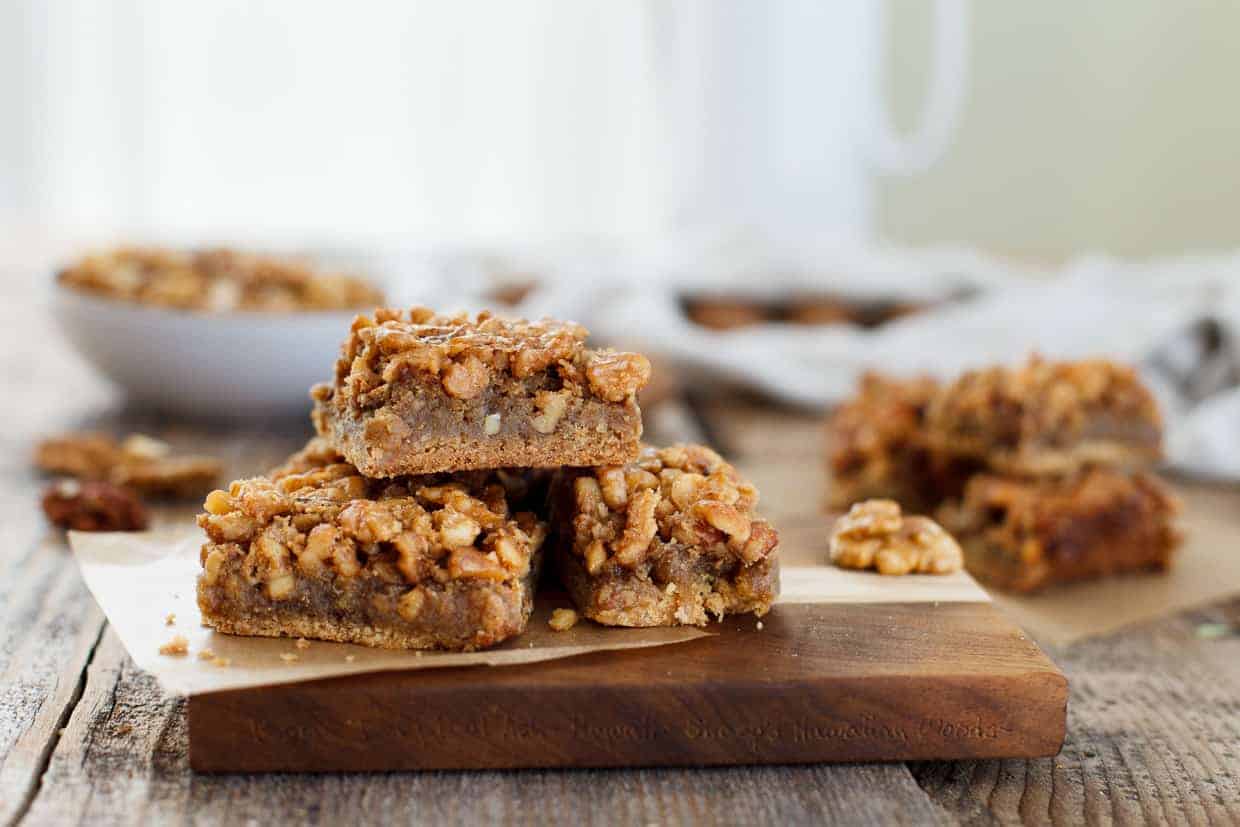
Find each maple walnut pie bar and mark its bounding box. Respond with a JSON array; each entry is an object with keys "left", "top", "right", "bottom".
[
  {"left": 937, "top": 468, "right": 1180, "bottom": 593},
  {"left": 196, "top": 439, "right": 548, "bottom": 651},
  {"left": 824, "top": 372, "right": 977, "bottom": 513},
  {"left": 926, "top": 356, "right": 1164, "bottom": 476},
  {"left": 552, "top": 444, "right": 780, "bottom": 627},
  {"left": 312, "top": 308, "right": 651, "bottom": 477}
]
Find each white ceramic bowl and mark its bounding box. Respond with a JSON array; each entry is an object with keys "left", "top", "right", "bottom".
[{"left": 52, "top": 286, "right": 356, "bottom": 420}]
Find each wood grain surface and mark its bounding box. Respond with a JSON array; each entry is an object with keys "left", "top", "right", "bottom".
[
  {"left": 188, "top": 601, "right": 1065, "bottom": 772},
  {"left": 2, "top": 262, "right": 1240, "bottom": 824}
]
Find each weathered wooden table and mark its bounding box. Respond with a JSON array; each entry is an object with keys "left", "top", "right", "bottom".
[{"left": 2, "top": 272, "right": 1239, "bottom": 825}]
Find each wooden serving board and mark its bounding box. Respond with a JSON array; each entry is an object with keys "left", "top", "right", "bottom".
[{"left": 188, "top": 599, "right": 1066, "bottom": 772}]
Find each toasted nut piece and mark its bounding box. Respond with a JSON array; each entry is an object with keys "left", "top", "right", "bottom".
[
  {"left": 441, "top": 354, "right": 491, "bottom": 399},
  {"left": 531, "top": 390, "right": 570, "bottom": 434},
  {"left": 447, "top": 548, "right": 508, "bottom": 581},
  {"left": 829, "top": 500, "right": 962, "bottom": 575},
  {"left": 266, "top": 572, "right": 296, "bottom": 600},
  {"left": 584, "top": 539, "right": 608, "bottom": 575},
  {"left": 549, "top": 608, "right": 579, "bottom": 631},
  {"left": 585, "top": 351, "right": 651, "bottom": 402},
  {"left": 613, "top": 488, "right": 660, "bottom": 566},
  {"left": 338, "top": 501, "right": 402, "bottom": 543},
  {"left": 203, "top": 489, "right": 232, "bottom": 515},
  {"left": 598, "top": 467, "right": 628, "bottom": 510},
  {"left": 202, "top": 546, "right": 232, "bottom": 586},
  {"left": 833, "top": 499, "right": 903, "bottom": 538},
  {"left": 438, "top": 510, "right": 482, "bottom": 548},
  {"left": 575, "top": 476, "right": 605, "bottom": 518},
  {"left": 397, "top": 588, "right": 426, "bottom": 621},
  {"left": 694, "top": 500, "right": 752, "bottom": 546},
  {"left": 392, "top": 529, "right": 431, "bottom": 582}
]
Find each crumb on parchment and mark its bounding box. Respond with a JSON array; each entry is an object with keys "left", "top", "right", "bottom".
[
  {"left": 158, "top": 635, "right": 189, "bottom": 656},
  {"left": 164, "top": 613, "right": 176, "bottom": 626}
]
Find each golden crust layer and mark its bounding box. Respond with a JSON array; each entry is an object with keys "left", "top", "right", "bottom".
[{"left": 58, "top": 247, "right": 384, "bottom": 312}]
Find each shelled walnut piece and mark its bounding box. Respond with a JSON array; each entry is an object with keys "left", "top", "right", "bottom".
[
  {"left": 312, "top": 307, "right": 650, "bottom": 476},
  {"left": 58, "top": 247, "right": 384, "bottom": 312},
  {"left": 196, "top": 438, "right": 548, "bottom": 650},
  {"left": 554, "top": 443, "right": 780, "bottom": 627},
  {"left": 829, "top": 499, "right": 963, "bottom": 576},
  {"left": 35, "top": 432, "right": 221, "bottom": 498}
]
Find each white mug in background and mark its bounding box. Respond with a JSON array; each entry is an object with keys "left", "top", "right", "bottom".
[
  {"left": 654, "top": 0, "right": 970, "bottom": 241},
  {"left": 12, "top": 1, "right": 967, "bottom": 243}
]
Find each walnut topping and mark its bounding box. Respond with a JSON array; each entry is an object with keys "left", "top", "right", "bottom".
[
  {"left": 830, "top": 499, "right": 963, "bottom": 576},
  {"left": 585, "top": 351, "right": 652, "bottom": 402},
  {"left": 560, "top": 443, "right": 778, "bottom": 576},
  {"left": 57, "top": 246, "right": 383, "bottom": 312},
  {"left": 530, "top": 390, "right": 570, "bottom": 434},
  {"left": 35, "top": 432, "right": 221, "bottom": 498},
  {"left": 42, "top": 480, "right": 149, "bottom": 532},
  {"left": 549, "top": 608, "right": 579, "bottom": 631},
  {"left": 197, "top": 438, "right": 547, "bottom": 596},
  {"left": 926, "top": 356, "right": 1163, "bottom": 470},
  {"left": 327, "top": 307, "right": 649, "bottom": 412}
]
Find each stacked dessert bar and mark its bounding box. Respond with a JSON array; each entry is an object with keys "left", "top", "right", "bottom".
[
  {"left": 198, "top": 308, "right": 781, "bottom": 650},
  {"left": 826, "top": 357, "right": 1180, "bottom": 592}
]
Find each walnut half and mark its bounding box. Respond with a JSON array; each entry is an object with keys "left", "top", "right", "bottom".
[{"left": 829, "top": 499, "right": 962, "bottom": 576}]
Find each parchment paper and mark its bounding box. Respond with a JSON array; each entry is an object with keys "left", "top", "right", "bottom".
[
  {"left": 70, "top": 531, "right": 710, "bottom": 695},
  {"left": 770, "top": 478, "right": 1240, "bottom": 649},
  {"left": 984, "top": 480, "right": 1240, "bottom": 646},
  {"left": 69, "top": 531, "right": 993, "bottom": 696}
]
